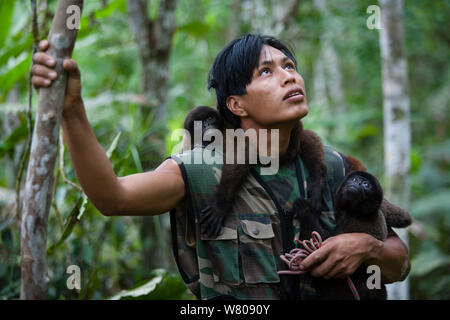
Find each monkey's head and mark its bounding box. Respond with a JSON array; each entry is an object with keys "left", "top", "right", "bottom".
[
  {"left": 183, "top": 106, "right": 225, "bottom": 149},
  {"left": 335, "top": 171, "right": 383, "bottom": 217}
]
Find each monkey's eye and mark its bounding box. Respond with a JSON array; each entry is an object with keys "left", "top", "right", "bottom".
[{"left": 362, "top": 182, "right": 369, "bottom": 188}]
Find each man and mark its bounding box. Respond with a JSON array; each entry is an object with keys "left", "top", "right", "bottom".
[{"left": 31, "top": 34, "right": 410, "bottom": 300}]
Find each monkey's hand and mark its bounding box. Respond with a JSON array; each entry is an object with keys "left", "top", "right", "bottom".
[{"left": 198, "top": 203, "right": 227, "bottom": 238}]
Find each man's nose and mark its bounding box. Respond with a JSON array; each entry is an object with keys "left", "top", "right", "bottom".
[{"left": 279, "top": 68, "right": 296, "bottom": 86}]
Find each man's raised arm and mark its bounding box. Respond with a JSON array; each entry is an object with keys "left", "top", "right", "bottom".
[{"left": 32, "top": 40, "right": 185, "bottom": 216}]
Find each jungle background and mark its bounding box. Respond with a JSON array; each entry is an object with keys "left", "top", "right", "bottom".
[{"left": 0, "top": 0, "right": 449, "bottom": 299}]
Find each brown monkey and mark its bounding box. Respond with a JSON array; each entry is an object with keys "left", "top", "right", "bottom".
[
  {"left": 293, "top": 171, "right": 394, "bottom": 299},
  {"left": 182, "top": 106, "right": 225, "bottom": 150}
]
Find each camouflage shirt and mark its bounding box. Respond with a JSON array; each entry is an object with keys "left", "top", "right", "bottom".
[{"left": 169, "top": 146, "right": 348, "bottom": 300}]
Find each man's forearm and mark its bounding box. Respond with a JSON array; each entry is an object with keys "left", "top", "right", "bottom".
[
  {"left": 366, "top": 232, "right": 411, "bottom": 284},
  {"left": 61, "top": 102, "right": 123, "bottom": 215}
]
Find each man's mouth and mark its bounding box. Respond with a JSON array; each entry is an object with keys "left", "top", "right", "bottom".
[{"left": 283, "top": 87, "right": 305, "bottom": 101}]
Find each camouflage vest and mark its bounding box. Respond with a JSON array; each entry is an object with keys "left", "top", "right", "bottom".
[{"left": 169, "top": 146, "right": 348, "bottom": 300}]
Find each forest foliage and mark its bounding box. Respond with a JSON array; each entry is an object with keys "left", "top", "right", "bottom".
[{"left": 0, "top": 0, "right": 449, "bottom": 299}]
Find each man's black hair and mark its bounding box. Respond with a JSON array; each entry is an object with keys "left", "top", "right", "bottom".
[{"left": 207, "top": 34, "right": 297, "bottom": 128}]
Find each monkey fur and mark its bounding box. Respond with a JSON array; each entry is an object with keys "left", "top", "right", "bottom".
[
  {"left": 182, "top": 106, "right": 225, "bottom": 150},
  {"left": 292, "top": 171, "right": 396, "bottom": 299},
  {"left": 182, "top": 106, "right": 411, "bottom": 239}
]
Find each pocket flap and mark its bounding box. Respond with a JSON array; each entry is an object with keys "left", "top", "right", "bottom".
[{"left": 239, "top": 219, "right": 274, "bottom": 239}]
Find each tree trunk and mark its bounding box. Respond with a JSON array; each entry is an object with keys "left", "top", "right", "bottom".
[
  {"left": 126, "top": 0, "right": 177, "bottom": 136},
  {"left": 378, "top": 0, "right": 411, "bottom": 300},
  {"left": 126, "top": 0, "right": 177, "bottom": 271},
  {"left": 20, "top": 0, "right": 83, "bottom": 300}
]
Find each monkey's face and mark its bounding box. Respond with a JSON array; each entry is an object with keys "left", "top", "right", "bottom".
[
  {"left": 335, "top": 171, "right": 383, "bottom": 217},
  {"left": 228, "top": 45, "right": 309, "bottom": 128}
]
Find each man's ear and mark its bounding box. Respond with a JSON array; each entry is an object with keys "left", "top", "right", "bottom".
[{"left": 226, "top": 95, "right": 248, "bottom": 117}]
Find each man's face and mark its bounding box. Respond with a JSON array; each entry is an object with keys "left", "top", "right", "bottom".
[{"left": 230, "top": 45, "right": 308, "bottom": 128}]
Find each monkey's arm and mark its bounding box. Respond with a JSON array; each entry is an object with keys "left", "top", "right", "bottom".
[
  {"left": 198, "top": 163, "right": 251, "bottom": 237},
  {"left": 365, "top": 228, "right": 411, "bottom": 284},
  {"left": 343, "top": 155, "right": 412, "bottom": 228}
]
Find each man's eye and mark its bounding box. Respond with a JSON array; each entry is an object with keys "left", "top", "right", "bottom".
[
  {"left": 260, "top": 68, "right": 270, "bottom": 75},
  {"left": 285, "top": 63, "right": 294, "bottom": 70}
]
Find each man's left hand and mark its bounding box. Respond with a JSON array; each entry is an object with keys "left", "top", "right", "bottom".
[{"left": 299, "top": 233, "right": 382, "bottom": 279}]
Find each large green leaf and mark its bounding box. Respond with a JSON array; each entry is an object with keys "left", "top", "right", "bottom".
[
  {"left": 94, "top": 0, "right": 127, "bottom": 19},
  {"left": 47, "top": 196, "right": 84, "bottom": 256},
  {"left": 108, "top": 269, "right": 191, "bottom": 300},
  {"left": 0, "top": 35, "right": 32, "bottom": 67},
  {"left": 0, "top": 1, "right": 15, "bottom": 48},
  {"left": 410, "top": 189, "right": 450, "bottom": 219},
  {"left": 0, "top": 52, "right": 31, "bottom": 99},
  {"left": 410, "top": 246, "right": 450, "bottom": 277},
  {"left": 0, "top": 119, "right": 28, "bottom": 158},
  {"left": 176, "top": 21, "right": 210, "bottom": 38}
]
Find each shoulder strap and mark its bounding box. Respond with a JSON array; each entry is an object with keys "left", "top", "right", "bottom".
[{"left": 338, "top": 152, "right": 349, "bottom": 176}]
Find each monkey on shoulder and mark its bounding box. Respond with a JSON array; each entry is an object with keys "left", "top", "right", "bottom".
[
  {"left": 182, "top": 105, "right": 224, "bottom": 150},
  {"left": 182, "top": 105, "right": 327, "bottom": 238},
  {"left": 182, "top": 106, "right": 411, "bottom": 241}
]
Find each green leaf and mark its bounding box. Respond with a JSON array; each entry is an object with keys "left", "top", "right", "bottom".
[
  {"left": 76, "top": 193, "right": 89, "bottom": 220},
  {"left": 109, "top": 269, "right": 190, "bottom": 300},
  {"left": 0, "top": 119, "right": 28, "bottom": 158},
  {"left": 130, "top": 145, "right": 143, "bottom": 172},
  {"left": 109, "top": 273, "right": 164, "bottom": 300},
  {"left": 410, "top": 148, "right": 422, "bottom": 174},
  {"left": 0, "top": 1, "right": 15, "bottom": 48},
  {"left": 106, "top": 132, "right": 121, "bottom": 158},
  {"left": 355, "top": 124, "right": 378, "bottom": 139},
  {"left": 0, "top": 52, "right": 31, "bottom": 99},
  {"left": 0, "top": 35, "right": 32, "bottom": 67},
  {"left": 94, "top": 0, "right": 127, "bottom": 19},
  {"left": 47, "top": 197, "right": 84, "bottom": 256},
  {"left": 410, "top": 246, "right": 450, "bottom": 277},
  {"left": 176, "top": 21, "right": 210, "bottom": 38},
  {"left": 410, "top": 189, "right": 450, "bottom": 219}
]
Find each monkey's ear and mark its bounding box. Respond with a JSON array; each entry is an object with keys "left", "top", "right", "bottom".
[{"left": 226, "top": 95, "right": 248, "bottom": 117}]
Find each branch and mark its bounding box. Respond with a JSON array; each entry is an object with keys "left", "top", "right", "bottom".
[{"left": 20, "top": 0, "right": 84, "bottom": 300}]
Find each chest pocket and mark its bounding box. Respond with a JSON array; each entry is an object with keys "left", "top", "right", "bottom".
[
  {"left": 238, "top": 214, "right": 279, "bottom": 284},
  {"left": 200, "top": 212, "right": 279, "bottom": 285}
]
